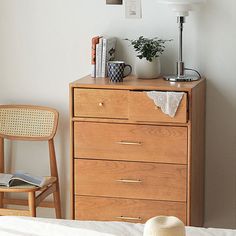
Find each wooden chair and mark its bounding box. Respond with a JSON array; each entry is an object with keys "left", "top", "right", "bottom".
[{"left": 0, "top": 105, "right": 61, "bottom": 218}]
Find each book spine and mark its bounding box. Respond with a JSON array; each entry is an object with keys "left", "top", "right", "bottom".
[
  {"left": 101, "top": 38, "right": 107, "bottom": 77},
  {"left": 96, "top": 38, "right": 103, "bottom": 78},
  {"left": 91, "top": 36, "right": 99, "bottom": 78},
  {"left": 95, "top": 43, "right": 100, "bottom": 78}
]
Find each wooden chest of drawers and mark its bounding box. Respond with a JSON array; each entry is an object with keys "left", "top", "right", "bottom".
[{"left": 70, "top": 75, "right": 205, "bottom": 226}]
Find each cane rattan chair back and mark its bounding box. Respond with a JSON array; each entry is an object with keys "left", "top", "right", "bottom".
[
  {"left": 0, "top": 105, "right": 61, "bottom": 218},
  {"left": 0, "top": 105, "right": 58, "bottom": 141}
]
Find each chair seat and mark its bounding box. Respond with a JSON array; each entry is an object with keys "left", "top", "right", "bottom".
[{"left": 0, "top": 176, "right": 57, "bottom": 193}]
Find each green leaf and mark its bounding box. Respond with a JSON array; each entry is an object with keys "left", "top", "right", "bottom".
[{"left": 125, "top": 36, "right": 172, "bottom": 61}]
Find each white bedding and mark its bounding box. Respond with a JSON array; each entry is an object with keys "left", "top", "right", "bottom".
[{"left": 0, "top": 216, "right": 236, "bottom": 236}]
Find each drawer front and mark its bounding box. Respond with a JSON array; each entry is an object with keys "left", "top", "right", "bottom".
[
  {"left": 74, "top": 159, "right": 187, "bottom": 202},
  {"left": 129, "top": 91, "right": 187, "bottom": 123},
  {"left": 75, "top": 196, "right": 187, "bottom": 224},
  {"left": 74, "top": 88, "right": 128, "bottom": 119},
  {"left": 74, "top": 122, "right": 187, "bottom": 164}
]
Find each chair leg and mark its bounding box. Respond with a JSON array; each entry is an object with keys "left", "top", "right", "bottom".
[
  {"left": 0, "top": 193, "right": 4, "bottom": 208},
  {"left": 53, "top": 183, "right": 62, "bottom": 219},
  {"left": 0, "top": 138, "right": 4, "bottom": 208},
  {"left": 28, "top": 192, "right": 36, "bottom": 217}
]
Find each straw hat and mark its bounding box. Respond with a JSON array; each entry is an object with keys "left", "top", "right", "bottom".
[{"left": 143, "top": 216, "right": 186, "bottom": 236}]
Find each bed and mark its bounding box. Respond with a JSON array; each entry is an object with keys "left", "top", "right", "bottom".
[{"left": 0, "top": 216, "right": 235, "bottom": 236}]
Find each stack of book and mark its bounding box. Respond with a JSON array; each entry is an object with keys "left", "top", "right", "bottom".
[{"left": 91, "top": 36, "right": 117, "bottom": 78}]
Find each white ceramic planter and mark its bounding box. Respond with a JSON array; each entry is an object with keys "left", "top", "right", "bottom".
[{"left": 135, "top": 57, "right": 161, "bottom": 79}]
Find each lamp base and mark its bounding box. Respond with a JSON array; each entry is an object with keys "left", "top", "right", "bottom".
[{"left": 164, "top": 75, "right": 200, "bottom": 82}]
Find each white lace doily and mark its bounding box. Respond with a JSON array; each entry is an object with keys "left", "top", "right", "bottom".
[{"left": 147, "top": 91, "right": 184, "bottom": 117}]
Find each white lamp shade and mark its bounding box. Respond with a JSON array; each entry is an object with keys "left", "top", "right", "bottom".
[{"left": 157, "top": 0, "right": 206, "bottom": 16}]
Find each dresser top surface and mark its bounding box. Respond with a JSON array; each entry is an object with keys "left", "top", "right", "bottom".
[{"left": 70, "top": 75, "right": 205, "bottom": 91}]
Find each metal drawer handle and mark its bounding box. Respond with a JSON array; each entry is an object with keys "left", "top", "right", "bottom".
[
  {"left": 116, "top": 216, "right": 142, "bottom": 221},
  {"left": 98, "top": 102, "right": 104, "bottom": 107},
  {"left": 116, "top": 179, "right": 142, "bottom": 183},
  {"left": 116, "top": 141, "right": 142, "bottom": 146}
]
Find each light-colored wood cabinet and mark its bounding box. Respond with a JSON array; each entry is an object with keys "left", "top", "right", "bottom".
[{"left": 70, "top": 75, "right": 205, "bottom": 226}]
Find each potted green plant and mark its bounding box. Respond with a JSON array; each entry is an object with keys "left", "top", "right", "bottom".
[{"left": 125, "top": 36, "right": 171, "bottom": 79}]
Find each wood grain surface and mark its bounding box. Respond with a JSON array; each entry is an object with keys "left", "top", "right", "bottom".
[
  {"left": 75, "top": 195, "right": 187, "bottom": 224},
  {"left": 74, "top": 89, "right": 128, "bottom": 119},
  {"left": 129, "top": 91, "right": 187, "bottom": 123},
  {"left": 70, "top": 75, "right": 204, "bottom": 92},
  {"left": 74, "top": 159, "right": 187, "bottom": 202},
  {"left": 74, "top": 122, "right": 188, "bottom": 164}
]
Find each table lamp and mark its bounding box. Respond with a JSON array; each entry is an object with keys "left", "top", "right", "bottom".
[{"left": 157, "top": 0, "right": 206, "bottom": 82}]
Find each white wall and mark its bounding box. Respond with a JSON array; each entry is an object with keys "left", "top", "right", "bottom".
[{"left": 0, "top": 0, "right": 236, "bottom": 228}]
